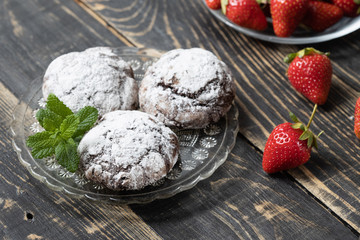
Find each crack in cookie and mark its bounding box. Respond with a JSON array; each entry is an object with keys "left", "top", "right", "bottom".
[
  {"left": 78, "top": 110, "right": 179, "bottom": 191},
  {"left": 42, "top": 47, "right": 139, "bottom": 116},
  {"left": 139, "top": 48, "right": 235, "bottom": 129}
]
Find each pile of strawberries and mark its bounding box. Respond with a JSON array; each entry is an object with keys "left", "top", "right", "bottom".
[{"left": 206, "top": 0, "right": 360, "bottom": 37}]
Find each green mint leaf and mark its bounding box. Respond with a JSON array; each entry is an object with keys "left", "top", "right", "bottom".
[
  {"left": 27, "top": 131, "right": 58, "bottom": 159},
  {"left": 26, "top": 94, "right": 86, "bottom": 172},
  {"left": 30, "top": 137, "right": 57, "bottom": 150},
  {"left": 73, "top": 135, "right": 83, "bottom": 144},
  {"left": 36, "top": 109, "right": 63, "bottom": 130},
  {"left": 26, "top": 131, "right": 52, "bottom": 148},
  {"left": 55, "top": 139, "right": 79, "bottom": 173},
  {"left": 59, "top": 114, "right": 80, "bottom": 140},
  {"left": 31, "top": 146, "right": 55, "bottom": 159},
  {"left": 46, "top": 93, "right": 73, "bottom": 119},
  {"left": 73, "top": 106, "right": 98, "bottom": 137},
  {"left": 42, "top": 118, "right": 59, "bottom": 132}
]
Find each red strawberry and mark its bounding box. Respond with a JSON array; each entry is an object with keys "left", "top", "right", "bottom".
[
  {"left": 284, "top": 48, "right": 332, "bottom": 105},
  {"left": 263, "top": 105, "right": 322, "bottom": 173},
  {"left": 303, "top": 1, "right": 343, "bottom": 32},
  {"left": 270, "top": 0, "right": 309, "bottom": 37},
  {"left": 331, "top": 0, "right": 360, "bottom": 17},
  {"left": 221, "top": 0, "right": 267, "bottom": 31},
  {"left": 354, "top": 97, "right": 360, "bottom": 139},
  {"left": 206, "top": 0, "right": 221, "bottom": 9}
]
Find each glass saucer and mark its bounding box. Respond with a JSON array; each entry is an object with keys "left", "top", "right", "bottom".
[{"left": 11, "top": 47, "right": 239, "bottom": 204}]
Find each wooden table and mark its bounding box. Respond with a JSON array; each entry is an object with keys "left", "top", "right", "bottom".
[{"left": 1, "top": 0, "right": 360, "bottom": 239}]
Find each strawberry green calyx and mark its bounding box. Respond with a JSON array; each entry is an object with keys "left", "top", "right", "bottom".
[
  {"left": 354, "top": 0, "right": 360, "bottom": 15},
  {"left": 356, "top": 0, "right": 360, "bottom": 15},
  {"left": 290, "top": 104, "right": 323, "bottom": 149},
  {"left": 256, "top": 0, "right": 269, "bottom": 4},
  {"left": 221, "top": 0, "right": 228, "bottom": 15},
  {"left": 256, "top": 0, "right": 269, "bottom": 9},
  {"left": 284, "top": 48, "right": 330, "bottom": 64}
]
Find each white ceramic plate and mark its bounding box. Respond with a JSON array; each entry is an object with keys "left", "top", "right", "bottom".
[{"left": 203, "top": 0, "right": 360, "bottom": 44}]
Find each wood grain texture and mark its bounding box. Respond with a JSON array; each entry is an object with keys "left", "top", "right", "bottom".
[
  {"left": 0, "top": 0, "right": 161, "bottom": 239},
  {"left": 131, "top": 135, "right": 357, "bottom": 239},
  {"left": 1, "top": 0, "right": 359, "bottom": 239},
  {"left": 0, "top": 0, "right": 124, "bottom": 97},
  {"left": 81, "top": 0, "right": 360, "bottom": 235}
]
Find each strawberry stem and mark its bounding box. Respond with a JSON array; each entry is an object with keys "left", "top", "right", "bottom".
[{"left": 306, "top": 104, "right": 318, "bottom": 128}]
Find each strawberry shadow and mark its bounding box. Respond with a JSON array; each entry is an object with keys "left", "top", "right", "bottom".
[
  {"left": 263, "top": 149, "right": 332, "bottom": 185},
  {"left": 317, "top": 81, "right": 347, "bottom": 112}
]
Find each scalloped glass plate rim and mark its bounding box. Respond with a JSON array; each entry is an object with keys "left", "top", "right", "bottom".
[
  {"left": 11, "top": 47, "right": 239, "bottom": 204},
  {"left": 203, "top": 0, "right": 360, "bottom": 44}
]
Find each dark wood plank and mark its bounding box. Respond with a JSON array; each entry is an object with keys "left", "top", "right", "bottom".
[
  {"left": 1, "top": 0, "right": 359, "bottom": 239},
  {"left": 0, "top": 0, "right": 130, "bottom": 97},
  {"left": 0, "top": 0, "right": 161, "bottom": 239},
  {"left": 83, "top": 0, "right": 360, "bottom": 232},
  {"left": 80, "top": 0, "right": 360, "bottom": 235},
  {"left": 131, "top": 134, "right": 357, "bottom": 239}
]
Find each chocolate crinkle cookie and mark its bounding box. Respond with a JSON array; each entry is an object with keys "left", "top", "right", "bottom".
[
  {"left": 78, "top": 110, "right": 179, "bottom": 191},
  {"left": 42, "top": 47, "right": 138, "bottom": 115},
  {"left": 139, "top": 48, "right": 235, "bottom": 129}
]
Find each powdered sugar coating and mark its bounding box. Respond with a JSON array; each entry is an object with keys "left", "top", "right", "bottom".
[
  {"left": 139, "top": 48, "right": 235, "bottom": 129},
  {"left": 78, "top": 110, "right": 179, "bottom": 191},
  {"left": 42, "top": 47, "right": 138, "bottom": 115}
]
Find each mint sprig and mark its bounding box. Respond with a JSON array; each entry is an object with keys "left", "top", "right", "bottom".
[{"left": 26, "top": 93, "right": 98, "bottom": 172}]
